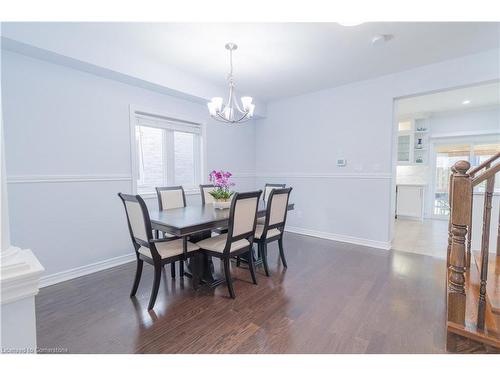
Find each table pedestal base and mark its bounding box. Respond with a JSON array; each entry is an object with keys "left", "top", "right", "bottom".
[{"left": 185, "top": 231, "right": 225, "bottom": 288}]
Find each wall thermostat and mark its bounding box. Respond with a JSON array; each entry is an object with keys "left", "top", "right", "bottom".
[{"left": 337, "top": 159, "right": 347, "bottom": 167}]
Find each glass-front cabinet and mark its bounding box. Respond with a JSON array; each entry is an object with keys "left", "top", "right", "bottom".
[
  {"left": 397, "top": 118, "right": 429, "bottom": 165},
  {"left": 397, "top": 134, "right": 411, "bottom": 163}
]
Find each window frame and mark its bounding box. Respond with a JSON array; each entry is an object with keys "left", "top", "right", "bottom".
[
  {"left": 129, "top": 105, "right": 207, "bottom": 198},
  {"left": 429, "top": 134, "right": 500, "bottom": 219}
]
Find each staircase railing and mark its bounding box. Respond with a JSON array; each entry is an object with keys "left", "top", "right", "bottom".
[
  {"left": 466, "top": 152, "right": 500, "bottom": 268},
  {"left": 447, "top": 151, "right": 500, "bottom": 343}
]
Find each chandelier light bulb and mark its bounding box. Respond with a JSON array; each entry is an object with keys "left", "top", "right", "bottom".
[
  {"left": 241, "top": 96, "right": 253, "bottom": 111},
  {"left": 248, "top": 104, "right": 255, "bottom": 117},
  {"left": 207, "top": 102, "right": 217, "bottom": 116},
  {"left": 211, "top": 97, "right": 223, "bottom": 112}
]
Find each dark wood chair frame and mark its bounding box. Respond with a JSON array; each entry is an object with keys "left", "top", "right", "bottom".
[
  {"left": 155, "top": 186, "right": 186, "bottom": 278},
  {"left": 236, "top": 183, "right": 287, "bottom": 268},
  {"left": 263, "top": 183, "right": 286, "bottom": 201},
  {"left": 198, "top": 190, "right": 262, "bottom": 298},
  {"left": 118, "top": 193, "right": 200, "bottom": 310},
  {"left": 253, "top": 187, "right": 292, "bottom": 276}
]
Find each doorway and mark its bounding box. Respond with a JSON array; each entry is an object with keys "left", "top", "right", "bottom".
[{"left": 391, "top": 81, "right": 500, "bottom": 258}]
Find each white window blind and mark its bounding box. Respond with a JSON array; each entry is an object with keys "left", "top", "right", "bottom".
[{"left": 134, "top": 112, "right": 202, "bottom": 195}]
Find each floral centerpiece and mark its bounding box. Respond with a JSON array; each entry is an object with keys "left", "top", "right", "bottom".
[{"left": 208, "top": 170, "right": 235, "bottom": 209}]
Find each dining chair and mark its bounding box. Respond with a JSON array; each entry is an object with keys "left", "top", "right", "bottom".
[
  {"left": 253, "top": 187, "right": 292, "bottom": 276},
  {"left": 199, "top": 184, "right": 216, "bottom": 205},
  {"left": 200, "top": 184, "right": 227, "bottom": 236},
  {"left": 156, "top": 185, "right": 187, "bottom": 210},
  {"left": 256, "top": 183, "right": 286, "bottom": 224},
  {"left": 118, "top": 193, "right": 200, "bottom": 310},
  {"left": 263, "top": 183, "right": 286, "bottom": 202},
  {"left": 196, "top": 190, "right": 262, "bottom": 298},
  {"left": 155, "top": 186, "right": 186, "bottom": 278}
]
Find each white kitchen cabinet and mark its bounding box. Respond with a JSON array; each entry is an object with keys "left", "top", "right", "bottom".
[{"left": 396, "top": 184, "right": 425, "bottom": 220}]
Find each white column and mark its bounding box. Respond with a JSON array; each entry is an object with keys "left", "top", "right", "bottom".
[{"left": 1, "top": 94, "right": 44, "bottom": 353}]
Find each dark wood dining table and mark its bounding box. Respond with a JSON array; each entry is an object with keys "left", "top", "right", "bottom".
[{"left": 149, "top": 201, "right": 294, "bottom": 287}]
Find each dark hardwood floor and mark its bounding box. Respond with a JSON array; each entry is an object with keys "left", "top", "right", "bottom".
[{"left": 36, "top": 233, "right": 447, "bottom": 353}]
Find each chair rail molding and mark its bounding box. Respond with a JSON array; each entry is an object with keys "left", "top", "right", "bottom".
[
  {"left": 256, "top": 172, "right": 392, "bottom": 180},
  {"left": 7, "top": 174, "right": 133, "bottom": 184}
]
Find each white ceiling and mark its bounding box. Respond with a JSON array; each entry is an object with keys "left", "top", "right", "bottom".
[
  {"left": 3, "top": 22, "right": 500, "bottom": 101},
  {"left": 397, "top": 82, "right": 500, "bottom": 117}
]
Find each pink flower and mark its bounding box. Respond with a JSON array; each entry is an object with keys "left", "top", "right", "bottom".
[{"left": 209, "top": 170, "right": 234, "bottom": 190}]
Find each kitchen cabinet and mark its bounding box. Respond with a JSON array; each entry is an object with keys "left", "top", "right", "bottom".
[{"left": 396, "top": 184, "right": 425, "bottom": 220}]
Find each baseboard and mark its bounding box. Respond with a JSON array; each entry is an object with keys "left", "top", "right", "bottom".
[
  {"left": 39, "top": 253, "right": 136, "bottom": 288},
  {"left": 39, "top": 228, "right": 390, "bottom": 288},
  {"left": 285, "top": 226, "right": 391, "bottom": 250}
]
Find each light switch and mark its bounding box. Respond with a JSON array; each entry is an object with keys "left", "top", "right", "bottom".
[{"left": 337, "top": 159, "right": 347, "bottom": 167}]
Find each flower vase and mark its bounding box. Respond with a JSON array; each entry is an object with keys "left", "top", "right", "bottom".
[{"left": 214, "top": 199, "right": 231, "bottom": 210}]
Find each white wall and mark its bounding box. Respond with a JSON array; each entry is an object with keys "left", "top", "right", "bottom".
[
  {"left": 430, "top": 106, "right": 500, "bottom": 137},
  {"left": 255, "top": 49, "right": 499, "bottom": 247},
  {"left": 2, "top": 50, "right": 256, "bottom": 279},
  {"left": 3, "top": 45, "right": 499, "bottom": 281}
]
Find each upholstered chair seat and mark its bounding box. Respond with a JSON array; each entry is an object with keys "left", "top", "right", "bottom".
[
  {"left": 241, "top": 187, "right": 292, "bottom": 277},
  {"left": 254, "top": 225, "right": 281, "bottom": 240},
  {"left": 118, "top": 192, "right": 201, "bottom": 311},
  {"left": 196, "top": 190, "right": 262, "bottom": 298},
  {"left": 138, "top": 239, "right": 199, "bottom": 259},
  {"left": 196, "top": 234, "right": 250, "bottom": 253}
]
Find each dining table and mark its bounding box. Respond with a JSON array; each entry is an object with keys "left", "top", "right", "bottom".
[{"left": 149, "top": 200, "right": 294, "bottom": 287}]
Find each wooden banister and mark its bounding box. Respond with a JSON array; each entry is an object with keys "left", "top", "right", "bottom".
[
  {"left": 472, "top": 162, "right": 500, "bottom": 186},
  {"left": 466, "top": 151, "right": 500, "bottom": 267},
  {"left": 477, "top": 175, "right": 495, "bottom": 329},
  {"left": 447, "top": 154, "right": 500, "bottom": 352},
  {"left": 468, "top": 152, "right": 500, "bottom": 177},
  {"left": 447, "top": 160, "right": 472, "bottom": 331}
]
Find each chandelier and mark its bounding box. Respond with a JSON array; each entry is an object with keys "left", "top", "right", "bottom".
[{"left": 207, "top": 43, "right": 255, "bottom": 123}]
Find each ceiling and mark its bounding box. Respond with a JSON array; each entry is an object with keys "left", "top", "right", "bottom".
[
  {"left": 397, "top": 81, "right": 500, "bottom": 117},
  {"left": 3, "top": 22, "right": 500, "bottom": 101}
]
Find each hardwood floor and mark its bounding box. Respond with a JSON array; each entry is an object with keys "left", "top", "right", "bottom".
[{"left": 36, "top": 233, "right": 447, "bottom": 353}]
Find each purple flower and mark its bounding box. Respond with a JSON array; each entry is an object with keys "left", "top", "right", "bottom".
[{"left": 209, "top": 170, "right": 235, "bottom": 190}]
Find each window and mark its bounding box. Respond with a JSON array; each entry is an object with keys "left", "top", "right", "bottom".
[
  {"left": 432, "top": 140, "right": 500, "bottom": 217},
  {"left": 133, "top": 112, "right": 202, "bottom": 195},
  {"left": 433, "top": 144, "right": 471, "bottom": 216}
]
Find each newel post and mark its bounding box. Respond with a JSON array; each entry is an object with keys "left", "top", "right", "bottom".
[{"left": 447, "top": 160, "right": 472, "bottom": 327}]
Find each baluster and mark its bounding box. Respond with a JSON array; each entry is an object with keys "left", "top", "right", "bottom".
[
  {"left": 477, "top": 174, "right": 495, "bottom": 329},
  {"left": 447, "top": 161, "right": 472, "bottom": 344},
  {"left": 466, "top": 187, "right": 473, "bottom": 269},
  {"left": 447, "top": 169, "right": 455, "bottom": 267}
]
